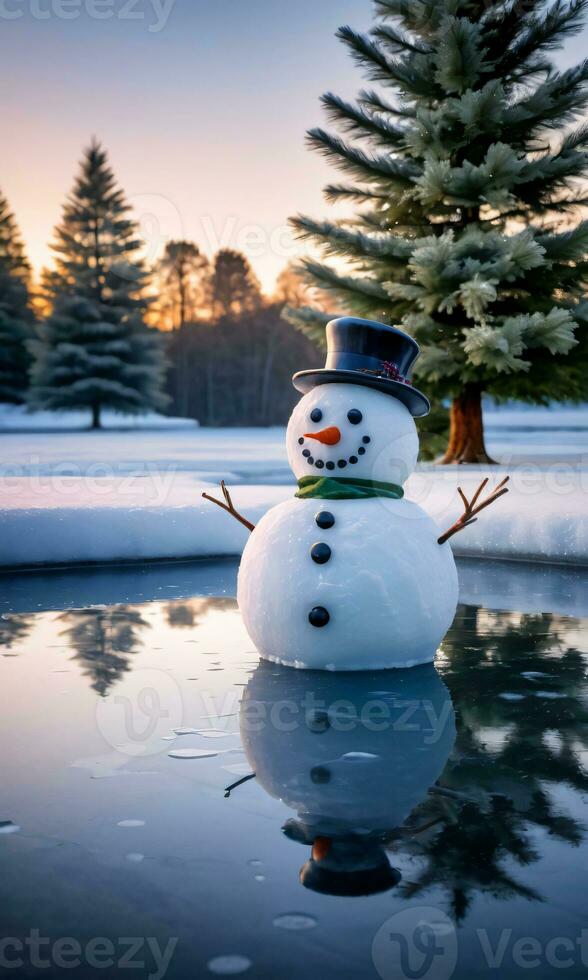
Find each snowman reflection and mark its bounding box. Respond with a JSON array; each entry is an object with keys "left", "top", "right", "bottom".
[{"left": 234, "top": 660, "right": 455, "bottom": 897}]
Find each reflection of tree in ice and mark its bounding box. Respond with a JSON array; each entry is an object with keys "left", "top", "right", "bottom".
[
  {"left": 60, "top": 607, "right": 150, "bottom": 697},
  {"left": 392, "top": 606, "right": 588, "bottom": 923},
  {"left": 167, "top": 603, "right": 196, "bottom": 628},
  {"left": 166, "top": 597, "right": 236, "bottom": 629},
  {"left": 0, "top": 613, "right": 32, "bottom": 652}
]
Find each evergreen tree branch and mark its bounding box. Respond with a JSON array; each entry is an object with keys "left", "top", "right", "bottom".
[
  {"left": 282, "top": 306, "right": 332, "bottom": 347},
  {"left": 558, "top": 120, "right": 588, "bottom": 154},
  {"left": 359, "top": 89, "right": 416, "bottom": 119},
  {"left": 506, "top": 58, "right": 588, "bottom": 134},
  {"left": 374, "top": 0, "right": 445, "bottom": 35},
  {"left": 536, "top": 220, "right": 588, "bottom": 260},
  {"left": 302, "top": 260, "right": 393, "bottom": 315},
  {"left": 323, "top": 183, "right": 391, "bottom": 204},
  {"left": 291, "top": 215, "right": 414, "bottom": 261},
  {"left": 372, "top": 23, "right": 430, "bottom": 55},
  {"left": 496, "top": 0, "right": 588, "bottom": 79},
  {"left": 307, "top": 128, "right": 418, "bottom": 185},
  {"left": 320, "top": 92, "right": 407, "bottom": 144},
  {"left": 481, "top": 0, "right": 546, "bottom": 54},
  {"left": 337, "top": 25, "right": 442, "bottom": 98}
]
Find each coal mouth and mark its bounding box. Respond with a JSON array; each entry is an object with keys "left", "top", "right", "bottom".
[{"left": 299, "top": 435, "right": 371, "bottom": 471}]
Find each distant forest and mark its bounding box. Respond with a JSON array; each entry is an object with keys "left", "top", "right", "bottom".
[{"left": 159, "top": 244, "right": 327, "bottom": 426}]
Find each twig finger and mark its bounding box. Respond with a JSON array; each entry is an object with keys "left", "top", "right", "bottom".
[{"left": 470, "top": 477, "right": 489, "bottom": 509}]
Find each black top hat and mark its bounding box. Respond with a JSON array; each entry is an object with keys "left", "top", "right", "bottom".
[{"left": 293, "top": 317, "right": 430, "bottom": 418}]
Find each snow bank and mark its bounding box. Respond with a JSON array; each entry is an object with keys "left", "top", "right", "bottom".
[
  {"left": 0, "top": 483, "right": 290, "bottom": 568},
  {"left": 407, "top": 467, "right": 587, "bottom": 566},
  {"left": 0, "top": 405, "right": 199, "bottom": 431},
  {"left": 0, "top": 410, "right": 586, "bottom": 568},
  {"left": 1, "top": 465, "right": 586, "bottom": 568}
]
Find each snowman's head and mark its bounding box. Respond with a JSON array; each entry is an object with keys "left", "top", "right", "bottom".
[{"left": 286, "top": 383, "right": 418, "bottom": 485}]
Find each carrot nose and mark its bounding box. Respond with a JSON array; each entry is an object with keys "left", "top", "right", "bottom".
[
  {"left": 304, "top": 426, "right": 341, "bottom": 446},
  {"left": 312, "top": 837, "right": 332, "bottom": 861}
]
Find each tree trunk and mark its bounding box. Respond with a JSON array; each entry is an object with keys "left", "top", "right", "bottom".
[
  {"left": 439, "top": 384, "right": 496, "bottom": 465},
  {"left": 91, "top": 404, "right": 101, "bottom": 430}
]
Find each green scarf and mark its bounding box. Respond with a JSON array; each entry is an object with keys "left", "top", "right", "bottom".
[{"left": 296, "top": 475, "right": 404, "bottom": 500}]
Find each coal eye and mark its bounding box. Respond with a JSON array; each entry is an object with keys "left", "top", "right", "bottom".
[
  {"left": 347, "top": 409, "right": 363, "bottom": 425},
  {"left": 310, "top": 408, "right": 323, "bottom": 423}
]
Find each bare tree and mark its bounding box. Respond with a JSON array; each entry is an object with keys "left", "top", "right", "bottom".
[{"left": 158, "top": 240, "right": 210, "bottom": 330}]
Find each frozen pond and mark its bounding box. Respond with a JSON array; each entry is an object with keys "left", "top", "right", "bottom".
[{"left": 1, "top": 559, "right": 588, "bottom": 979}]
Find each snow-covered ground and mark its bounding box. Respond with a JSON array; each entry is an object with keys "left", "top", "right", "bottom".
[
  {"left": 1, "top": 405, "right": 586, "bottom": 568},
  {"left": 0, "top": 405, "right": 199, "bottom": 432}
]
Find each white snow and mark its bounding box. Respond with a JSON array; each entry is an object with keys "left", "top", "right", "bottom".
[
  {"left": 0, "top": 404, "right": 199, "bottom": 432},
  {"left": 484, "top": 404, "right": 588, "bottom": 461},
  {"left": 238, "top": 495, "right": 458, "bottom": 670},
  {"left": 0, "top": 404, "right": 586, "bottom": 569}
]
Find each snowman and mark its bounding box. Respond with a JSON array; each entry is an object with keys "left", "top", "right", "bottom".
[
  {"left": 235, "top": 661, "right": 456, "bottom": 896},
  {"left": 204, "top": 317, "right": 508, "bottom": 671}
]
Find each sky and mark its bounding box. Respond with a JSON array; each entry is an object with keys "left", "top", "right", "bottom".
[{"left": 2, "top": 0, "right": 587, "bottom": 294}]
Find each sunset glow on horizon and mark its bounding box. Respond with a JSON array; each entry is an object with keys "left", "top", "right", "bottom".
[
  {"left": 3, "top": 0, "right": 371, "bottom": 294},
  {"left": 3, "top": 0, "right": 586, "bottom": 294}
]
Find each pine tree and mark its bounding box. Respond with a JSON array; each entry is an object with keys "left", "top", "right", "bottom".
[
  {"left": 288, "top": 0, "right": 588, "bottom": 462},
  {"left": 0, "top": 192, "right": 34, "bottom": 403},
  {"left": 210, "top": 248, "right": 262, "bottom": 319},
  {"left": 59, "top": 607, "right": 149, "bottom": 697},
  {"left": 30, "top": 141, "right": 168, "bottom": 429},
  {"left": 396, "top": 605, "right": 588, "bottom": 920}
]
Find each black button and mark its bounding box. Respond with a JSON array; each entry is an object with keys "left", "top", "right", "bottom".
[
  {"left": 326, "top": 461, "right": 335, "bottom": 471},
  {"left": 337, "top": 460, "right": 347, "bottom": 468},
  {"left": 303, "top": 449, "right": 311, "bottom": 457},
  {"left": 315, "top": 460, "right": 324, "bottom": 469},
  {"left": 349, "top": 456, "right": 358, "bottom": 464},
  {"left": 315, "top": 511, "right": 335, "bottom": 529},
  {"left": 358, "top": 447, "right": 366, "bottom": 456},
  {"left": 311, "top": 766, "right": 331, "bottom": 784},
  {"left": 310, "top": 408, "right": 323, "bottom": 423},
  {"left": 308, "top": 456, "right": 314, "bottom": 464},
  {"left": 347, "top": 409, "right": 363, "bottom": 425},
  {"left": 309, "top": 606, "right": 330, "bottom": 628},
  {"left": 298, "top": 437, "right": 304, "bottom": 445},
  {"left": 362, "top": 436, "right": 371, "bottom": 444},
  {"left": 311, "top": 542, "right": 331, "bottom": 565},
  {"left": 306, "top": 710, "right": 330, "bottom": 733}
]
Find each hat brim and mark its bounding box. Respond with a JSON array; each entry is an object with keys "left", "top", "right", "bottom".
[
  {"left": 293, "top": 369, "right": 430, "bottom": 418},
  {"left": 300, "top": 859, "right": 401, "bottom": 897}
]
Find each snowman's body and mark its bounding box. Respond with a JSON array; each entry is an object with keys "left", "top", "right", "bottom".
[{"left": 237, "top": 382, "right": 458, "bottom": 670}]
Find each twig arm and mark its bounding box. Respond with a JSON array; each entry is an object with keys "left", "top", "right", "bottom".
[
  {"left": 224, "top": 772, "right": 256, "bottom": 799},
  {"left": 438, "top": 476, "right": 509, "bottom": 545},
  {"left": 202, "top": 481, "right": 256, "bottom": 533}
]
